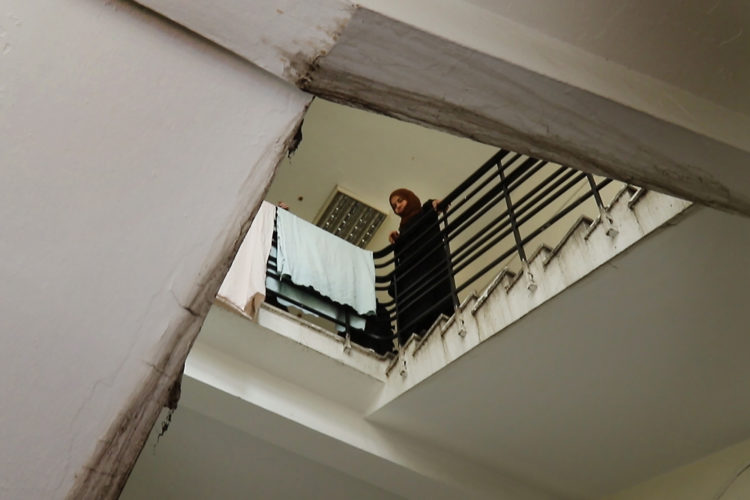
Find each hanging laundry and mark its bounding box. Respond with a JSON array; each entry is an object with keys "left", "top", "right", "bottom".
[
  {"left": 217, "top": 201, "right": 276, "bottom": 318},
  {"left": 275, "top": 208, "right": 376, "bottom": 317},
  {"left": 266, "top": 245, "right": 367, "bottom": 331}
]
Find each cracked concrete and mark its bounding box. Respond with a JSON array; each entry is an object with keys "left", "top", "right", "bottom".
[{"left": 64, "top": 106, "right": 310, "bottom": 498}]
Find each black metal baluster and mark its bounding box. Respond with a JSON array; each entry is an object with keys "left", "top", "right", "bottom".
[
  {"left": 438, "top": 203, "right": 465, "bottom": 336},
  {"left": 586, "top": 173, "right": 618, "bottom": 237},
  {"left": 344, "top": 309, "right": 352, "bottom": 354},
  {"left": 499, "top": 163, "right": 537, "bottom": 291}
]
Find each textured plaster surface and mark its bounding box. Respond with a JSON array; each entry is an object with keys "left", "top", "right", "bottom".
[
  {"left": 0, "top": 1, "right": 310, "bottom": 498},
  {"left": 134, "top": 0, "right": 355, "bottom": 81}
]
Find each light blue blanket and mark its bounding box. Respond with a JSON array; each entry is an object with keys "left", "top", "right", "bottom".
[
  {"left": 275, "top": 209, "right": 376, "bottom": 318},
  {"left": 266, "top": 262, "right": 367, "bottom": 331}
]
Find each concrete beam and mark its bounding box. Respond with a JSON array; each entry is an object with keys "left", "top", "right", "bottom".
[
  {"left": 305, "top": 7, "right": 750, "bottom": 216},
  {"left": 136, "top": 0, "right": 750, "bottom": 216}
]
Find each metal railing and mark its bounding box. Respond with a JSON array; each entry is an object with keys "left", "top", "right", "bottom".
[{"left": 266, "top": 149, "right": 625, "bottom": 355}]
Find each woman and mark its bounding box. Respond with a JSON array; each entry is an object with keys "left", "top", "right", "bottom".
[{"left": 388, "top": 188, "right": 455, "bottom": 345}]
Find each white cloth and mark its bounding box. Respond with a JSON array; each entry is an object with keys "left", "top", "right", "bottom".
[
  {"left": 217, "top": 201, "right": 276, "bottom": 317},
  {"left": 266, "top": 247, "right": 367, "bottom": 331},
  {"left": 275, "top": 208, "right": 376, "bottom": 317}
]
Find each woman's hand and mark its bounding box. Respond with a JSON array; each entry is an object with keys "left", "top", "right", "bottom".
[
  {"left": 388, "top": 230, "right": 400, "bottom": 244},
  {"left": 432, "top": 199, "right": 448, "bottom": 212}
]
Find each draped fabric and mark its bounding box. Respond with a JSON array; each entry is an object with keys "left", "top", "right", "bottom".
[
  {"left": 266, "top": 247, "right": 367, "bottom": 331},
  {"left": 275, "top": 208, "right": 377, "bottom": 317},
  {"left": 217, "top": 201, "right": 276, "bottom": 318}
]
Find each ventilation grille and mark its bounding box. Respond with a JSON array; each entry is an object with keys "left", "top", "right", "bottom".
[{"left": 315, "top": 189, "right": 386, "bottom": 248}]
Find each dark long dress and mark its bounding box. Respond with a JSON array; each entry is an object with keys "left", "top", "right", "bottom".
[{"left": 391, "top": 200, "right": 455, "bottom": 345}]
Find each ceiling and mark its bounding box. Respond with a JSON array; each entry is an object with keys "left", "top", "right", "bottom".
[{"left": 465, "top": 0, "right": 750, "bottom": 115}]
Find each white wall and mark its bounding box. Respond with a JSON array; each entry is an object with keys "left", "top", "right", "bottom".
[
  {"left": 602, "top": 437, "right": 750, "bottom": 500},
  {"left": 0, "top": 0, "right": 310, "bottom": 498}
]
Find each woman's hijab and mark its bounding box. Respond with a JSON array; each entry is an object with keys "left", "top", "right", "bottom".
[{"left": 389, "top": 188, "right": 422, "bottom": 228}]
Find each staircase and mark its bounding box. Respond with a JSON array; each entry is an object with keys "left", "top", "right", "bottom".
[{"left": 378, "top": 186, "right": 692, "bottom": 404}]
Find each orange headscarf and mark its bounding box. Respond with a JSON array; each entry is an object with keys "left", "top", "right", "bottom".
[{"left": 389, "top": 188, "right": 422, "bottom": 229}]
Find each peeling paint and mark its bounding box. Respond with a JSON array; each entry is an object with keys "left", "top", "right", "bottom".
[
  {"left": 278, "top": 9, "right": 354, "bottom": 85},
  {"left": 134, "top": 0, "right": 355, "bottom": 84}
]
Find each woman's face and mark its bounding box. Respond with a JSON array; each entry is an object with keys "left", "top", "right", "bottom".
[{"left": 390, "top": 195, "right": 407, "bottom": 215}]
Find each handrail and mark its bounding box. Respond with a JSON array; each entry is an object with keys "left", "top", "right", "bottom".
[{"left": 441, "top": 149, "right": 509, "bottom": 208}]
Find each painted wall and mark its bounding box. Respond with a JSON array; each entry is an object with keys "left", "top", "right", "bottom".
[
  {"left": 602, "top": 437, "right": 750, "bottom": 500},
  {"left": 0, "top": 0, "right": 310, "bottom": 498}
]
